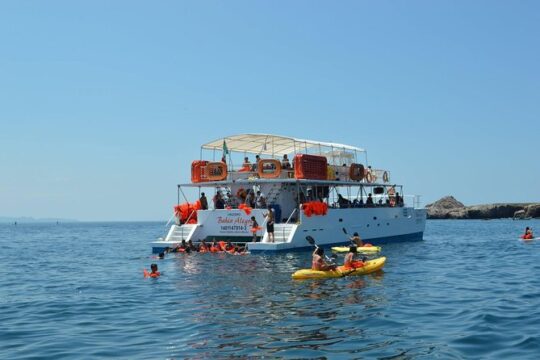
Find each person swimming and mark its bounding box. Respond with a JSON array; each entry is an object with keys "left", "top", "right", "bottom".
[
  {"left": 225, "top": 241, "right": 236, "bottom": 254},
  {"left": 522, "top": 227, "right": 534, "bottom": 239},
  {"left": 199, "top": 240, "right": 209, "bottom": 253},
  {"left": 173, "top": 240, "right": 191, "bottom": 253},
  {"left": 210, "top": 241, "right": 221, "bottom": 253},
  {"left": 144, "top": 263, "right": 161, "bottom": 278},
  {"left": 187, "top": 239, "right": 197, "bottom": 252}
]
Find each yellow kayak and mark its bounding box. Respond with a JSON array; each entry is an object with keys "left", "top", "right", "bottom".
[
  {"left": 291, "top": 257, "right": 386, "bottom": 280},
  {"left": 331, "top": 245, "right": 381, "bottom": 253}
]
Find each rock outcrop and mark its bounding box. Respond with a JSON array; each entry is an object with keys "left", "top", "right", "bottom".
[{"left": 426, "top": 196, "right": 540, "bottom": 219}]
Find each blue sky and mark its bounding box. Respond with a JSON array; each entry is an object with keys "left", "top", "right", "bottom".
[{"left": 1, "top": 1, "right": 539, "bottom": 221}]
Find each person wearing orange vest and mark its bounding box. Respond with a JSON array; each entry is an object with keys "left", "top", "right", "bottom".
[
  {"left": 522, "top": 227, "right": 534, "bottom": 240},
  {"left": 173, "top": 240, "right": 190, "bottom": 253},
  {"left": 343, "top": 246, "right": 366, "bottom": 270},
  {"left": 199, "top": 240, "right": 209, "bottom": 253},
  {"left": 225, "top": 241, "right": 236, "bottom": 254},
  {"left": 144, "top": 263, "right": 161, "bottom": 278},
  {"left": 210, "top": 241, "right": 221, "bottom": 253}
]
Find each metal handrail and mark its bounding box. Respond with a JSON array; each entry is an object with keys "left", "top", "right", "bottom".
[
  {"left": 285, "top": 208, "right": 297, "bottom": 224},
  {"left": 165, "top": 213, "right": 176, "bottom": 228},
  {"left": 181, "top": 210, "right": 197, "bottom": 240}
]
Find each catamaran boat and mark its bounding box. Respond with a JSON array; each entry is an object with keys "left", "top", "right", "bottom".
[{"left": 151, "top": 134, "right": 426, "bottom": 253}]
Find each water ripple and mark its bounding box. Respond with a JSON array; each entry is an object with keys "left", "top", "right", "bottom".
[{"left": 1, "top": 220, "right": 540, "bottom": 358}]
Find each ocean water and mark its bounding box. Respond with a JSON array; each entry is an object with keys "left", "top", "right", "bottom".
[{"left": 1, "top": 219, "right": 540, "bottom": 359}]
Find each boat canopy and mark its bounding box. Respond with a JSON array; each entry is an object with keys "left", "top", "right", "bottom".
[{"left": 201, "top": 133, "right": 365, "bottom": 157}]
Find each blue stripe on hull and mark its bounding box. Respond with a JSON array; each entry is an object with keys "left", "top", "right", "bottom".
[
  {"left": 152, "top": 247, "right": 168, "bottom": 254},
  {"left": 248, "top": 231, "right": 424, "bottom": 254}
]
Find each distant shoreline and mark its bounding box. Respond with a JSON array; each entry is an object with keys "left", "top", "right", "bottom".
[
  {"left": 0, "top": 217, "right": 79, "bottom": 224},
  {"left": 426, "top": 196, "right": 540, "bottom": 220}
]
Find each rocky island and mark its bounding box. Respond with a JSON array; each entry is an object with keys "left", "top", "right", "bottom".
[{"left": 426, "top": 196, "right": 540, "bottom": 219}]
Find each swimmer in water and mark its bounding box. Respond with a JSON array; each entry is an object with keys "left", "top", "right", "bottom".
[{"left": 144, "top": 263, "right": 161, "bottom": 278}]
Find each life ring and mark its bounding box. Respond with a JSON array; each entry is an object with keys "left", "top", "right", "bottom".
[
  {"left": 382, "top": 171, "right": 389, "bottom": 183},
  {"left": 349, "top": 163, "right": 365, "bottom": 181},
  {"left": 365, "top": 172, "right": 373, "bottom": 183},
  {"left": 257, "top": 159, "right": 281, "bottom": 179},
  {"left": 206, "top": 162, "right": 228, "bottom": 181}
]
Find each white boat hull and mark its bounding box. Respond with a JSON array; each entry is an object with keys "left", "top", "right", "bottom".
[{"left": 151, "top": 207, "right": 426, "bottom": 253}]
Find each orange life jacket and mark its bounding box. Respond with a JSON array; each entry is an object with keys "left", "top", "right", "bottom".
[
  {"left": 344, "top": 260, "right": 365, "bottom": 270},
  {"left": 143, "top": 269, "right": 161, "bottom": 278},
  {"left": 218, "top": 241, "right": 227, "bottom": 251}
]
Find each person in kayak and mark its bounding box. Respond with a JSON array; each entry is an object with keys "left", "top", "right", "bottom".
[
  {"left": 144, "top": 263, "right": 161, "bottom": 278},
  {"left": 350, "top": 232, "right": 364, "bottom": 247},
  {"left": 312, "top": 248, "right": 337, "bottom": 271},
  {"left": 343, "top": 246, "right": 366, "bottom": 269}
]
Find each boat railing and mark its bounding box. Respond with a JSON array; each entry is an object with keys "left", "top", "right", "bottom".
[
  {"left": 165, "top": 213, "right": 176, "bottom": 228},
  {"left": 285, "top": 208, "right": 297, "bottom": 224},
  {"left": 194, "top": 160, "right": 392, "bottom": 184},
  {"left": 180, "top": 210, "right": 197, "bottom": 239},
  {"left": 228, "top": 165, "right": 294, "bottom": 181}
]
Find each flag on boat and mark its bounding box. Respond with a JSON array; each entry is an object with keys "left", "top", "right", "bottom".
[{"left": 222, "top": 140, "right": 229, "bottom": 155}]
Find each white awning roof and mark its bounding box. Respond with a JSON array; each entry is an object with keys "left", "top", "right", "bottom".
[{"left": 201, "top": 134, "right": 364, "bottom": 156}]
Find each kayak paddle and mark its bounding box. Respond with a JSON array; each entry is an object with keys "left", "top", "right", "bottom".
[{"left": 305, "top": 236, "right": 337, "bottom": 263}]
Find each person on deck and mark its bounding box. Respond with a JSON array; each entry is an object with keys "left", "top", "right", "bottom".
[
  {"left": 214, "top": 192, "right": 225, "bottom": 209},
  {"left": 251, "top": 155, "right": 261, "bottom": 171},
  {"left": 366, "top": 193, "right": 374, "bottom": 207},
  {"left": 200, "top": 192, "right": 208, "bottom": 210},
  {"left": 312, "top": 248, "right": 337, "bottom": 271},
  {"left": 337, "top": 194, "right": 351, "bottom": 208},
  {"left": 240, "top": 157, "right": 251, "bottom": 172},
  {"left": 264, "top": 205, "right": 275, "bottom": 243},
  {"left": 343, "top": 246, "right": 366, "bottom": 269},
  {"left": 281, "top": 154, "right": 291, "bottom": 169},
  {"left": 246, "top": 190, "right": 256, "bottom": 208},
  {"left": 395, "top": 192, "right": 403, "bottom": 206},
  {"left": 251, "top": 216, "right": 260, "bottom": 242},
  {"left": 256, "top": 191, "right": 267, "bottom": 209}
]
